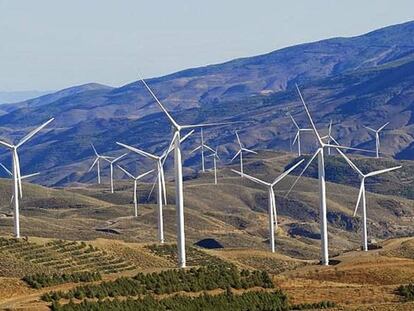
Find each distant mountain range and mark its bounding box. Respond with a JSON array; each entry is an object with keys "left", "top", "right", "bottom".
[
  {"left": 0, "top": 21, "right": 413, "bottom": 186},
  {"left": 0, "top": 90, "right": 53, "bottom": 105}
]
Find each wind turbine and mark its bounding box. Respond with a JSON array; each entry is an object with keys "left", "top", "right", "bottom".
[
  {"left": 231, "top": 159, "right": 304, "bottom": 252},
  {"left": 334, "top": 148, "right": 401, "bottom": 251},
  {"left": 88, "top": 144, "right": 111, "bottom": 184},
  {"left": 231, "top": 131, "right": 257, "bottom": 178},
  {"left": 364, "top": 122, "right": 389, "bottom": 158},
  {"left": 190, "top": 128, "right": 214, "bottom": 172},
  {"left": 138, "top": 74, "right": 232, "bottom": 268},
  {"left": 285, "top": 85, "right": 371, "bottom": 265},
  {"left": 289, "top": 113, "right": 313, "bottom": 156},
  {"left": 117, "top": 166, "right": 154, "bottom": 217},
  {"left": 0, "top": 118, "right": 54, "bottom": 238},
  {"left": 103, "top": 153, "right": 128, "bottom": 193},
  {"left": 206, "top": 147, "right": 220, "bottom": 184},
  {"left": 117, "top": 130, "right": 194, "bottom": 244}
]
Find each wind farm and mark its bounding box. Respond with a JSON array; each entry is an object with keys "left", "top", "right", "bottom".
[{"left": 0, "top": 6, "right": 413, "bottom": 310}]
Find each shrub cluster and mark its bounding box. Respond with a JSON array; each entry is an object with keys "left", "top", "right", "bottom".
[
  {"left": 42, "top": 265, "right": 273, "bottom": 302},
  {"left": 50, "top": 290, "right": 289, "bottom": 311},
  {"left": 396, "top": 283, "right": 414, "bottom": 301},
  {"left": 23, "top": 272, "right": 101, "bottom": 289}
]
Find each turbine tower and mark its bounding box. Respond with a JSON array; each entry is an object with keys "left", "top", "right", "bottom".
[
  {"left": 206, "top": 147, "right": 220, "bottom": 184},
  {"left": 289, "top": 113, "right": 312, "bottom": 156},
  {"left": 103, "top": 153, "right": 127, "bottom": 193},
  {"left": 190, "top": 128, "right": 214, "bottom": 172},
  {"left": 364, "top": 122, "right": 389, "bottom": 158},
  {"left": 231, "top": 159, "right": 304, "bottom": 252},
  {"left": 0, "top": 162, "right": 40, "bottom": 203},
  {"left": 88, "top": 144, "right": 111, "bottom": 184},
  {"left": 231, "top": 131, "right": 257, "bottom": 177},
  {"left": 138, "top": 75, "right": 231, "bottom": 268},
  {"left": 286, "top": 85, "right": 369, "bottom": 265},
  {"left": 117, "top": 166, "right": 154, "bottom": 217},
  {"left": 335, "top": 148, "right": 401, "bottom": 251},
  {"left": 0, "top": 118, "right": 54, "bottom": 238}
]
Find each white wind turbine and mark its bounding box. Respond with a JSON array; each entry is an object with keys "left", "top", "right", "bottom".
[
  {"left": 88, "top": 144, "right": 112, "bottom": 184},
  {"left": 289, "top": 113, "right": 312, "bottom": 156},
  {"left": 232, "top": 159, "right": 304, "bottom": 252},
  {"left": 285, "top": 85, "right": 371, "bottom": 265},
  {"left": 138, "top": 75, "right": 231, "bottom": 268},
  {"left": 103, "top": 153, "right": 128, "bottom": 193},
  {"left": 231, "top": 131, "right": 257, "bottom": 178},
  {"left": 334, "top": 148, "right": 401, "bottom": 251},
  {"left": 117, "top": 166, "right": 154, "bottom": 217},
  {"left": 0, "top": 118, "right": 54, "bottom": 238},
  {"left": 117, "top": 130, "right": 194, "bottom": 244},
  {"left": 206, "top": 147, "right": 220, "bottom": 184},
  {"left": 364, "top": 122, "right": 389, "bottom": 158},
  {"left": 190, "top": 128, "right": 214, "bottom": 172}
]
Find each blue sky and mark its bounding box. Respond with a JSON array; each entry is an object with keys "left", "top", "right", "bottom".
[{"left": 0, "top": 0, "right": 413, "bottom": 91}]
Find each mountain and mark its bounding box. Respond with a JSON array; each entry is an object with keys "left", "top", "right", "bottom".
[
  {"left": 0, "top": 21, "right": 413, "bottom": 186},
  {"left": 0, "top": 90, "right": 53, "bottom": 105}
]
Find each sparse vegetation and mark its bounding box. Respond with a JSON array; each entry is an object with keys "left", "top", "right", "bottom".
[
  {"left": 0, "top": 238, "right": 135, "bottom": 278},
  {"left": 396, "top": 283, "right": 414, "bottom": 301},
  {"left": 42, "top": 265, "right": 273, "bottom": 302},
  {"left": 49, "top": 290, "right": 289, "bottom": 311},
  {"left": 23, "top": 271, "right": 101, "bottom": 289}
]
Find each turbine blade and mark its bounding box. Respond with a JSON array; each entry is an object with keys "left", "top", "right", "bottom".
[
  {"left": 295, "top": 84, "right": 322, "bottom": 145},
  {"left": 147, "top": 175, "right": 158, "bottom": 201},
  {"left": 14, "top": 152, "right": 23, "bottom": 198},
  {"left": 289, "top": 114, "right": 299, "bottom": 129},
  {"left": 364, "top": 126, "right": 377, "bottom": 133},
  {"left": 116, "top": 142, "right": 158, "bottom": 160},
  {"left": 325, "top": 144, "right": 375, "bottom": 154},
  {"left": 91, "top": 143, "right": 99, "bottom": 156},
  {"left": 231, "top": 169, "right": 269, "bottom": 186},
  {"left": 88, "top": 157, "right": 99, "bottom": 172},
  {"left": 203, "top": 144, "right": 215, "bottom": 153},
  {"left": 365, "top": 166, "right": 401, "bottom": 177},
  {"left": 285, "top": 149, "right": 320, "bottom": 198},
  {"left": 0, "top": 162, "right": 12, "bottom": 176},
  {"left": 21, "top": 172, "right": 40, "bottom": 180},
  {"left": 292, "top": 132, "right": 299, "bottom": 145},
  {"left": 242, "top": 148, "right": 257, "bottom": 154},
  {"left": 113, "top": 153, "right": 128, "bottom": 163},
  {"left": 353, "top": 182, "right": 364, "bottom": 217},
  {"left": 272, "top": 159, "right": 305, "bottom": 186},
  {"left": 335, "top": 148, "right": 363, "bottom": 176},
  {"left": 231, "top": 150, "right": 241, "bottom": 162},
  {"left": 190, "top": 146, "right": 201, "bottom": 154},
  {"left": 136, "top": 169, "right": 155, "bottom": 180},
  {"left": 181, "top": 121, "right": 237, "bottom": 130},
  {"left": 180, "top": 129, "right": 194, "bottom": 143},
  {"left": 160, "top": 166, "right": 167, "bottom": 204},
  {"left": 235, "top": 131, "right": 242, "bottom": 147},
  {"left": 378, "top": 122, "right": 390, "bottom": 132},
  {"left": 0, "top": 140, "right": 13, "bottom": 149},
  {"left": 17, "top": 118, "right": 54, "bottom": 147},
  {"left": 161, "top": 131, "right": 179, "bottom": 166},
  {"left": 117, "top": 165, "right": 135, "bottom": 179},
  {"left": 138, "top": 75, "right": 179, "bottom": 129}
]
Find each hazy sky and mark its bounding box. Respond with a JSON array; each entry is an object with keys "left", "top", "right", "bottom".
[{"left": 0, "top": 0, "right": 413, "bottom": 91}]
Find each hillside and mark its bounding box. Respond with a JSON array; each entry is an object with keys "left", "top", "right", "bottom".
[
  {"left": 0, "top": 151, "right": 410, "bottom": 260},
  {"left": 0, "top": 22, "right": 412, "bottom": 185}
]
